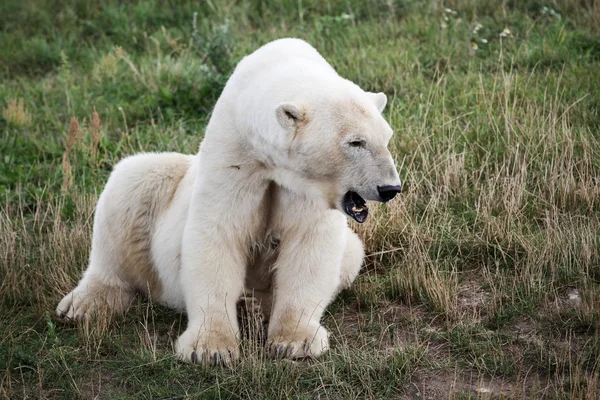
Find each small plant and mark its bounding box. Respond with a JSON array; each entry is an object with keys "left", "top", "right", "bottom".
[
  {"left": 2, "top": 98, "right": 32, "bottom": 127},
  {"left": 541, "top": 6, "right": 562, "bottom": 21},
  {"left": 89, "top": 108, "right": 102, "bottom": 160},
  {"left": 191, "top": 13, "right": 234, "bottom": 75},
  {"left": 317, "top": 13, "right": 355, "bottom": 36},
  {"left": 62, "top": 117, "right": 81, "bottom": 193},
  {"left": 92, "top": 48, "right": 121, "bottom": 83},
  {"left": 44, "top": 311, "right": 60, "bottom": 347}
]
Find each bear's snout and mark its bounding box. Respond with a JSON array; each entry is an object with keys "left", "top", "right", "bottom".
[{"left": 376, "top": 185, "right": 402, "bottom": 203}]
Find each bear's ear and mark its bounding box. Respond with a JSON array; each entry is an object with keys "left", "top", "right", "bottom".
[
  {"left": 276, "top": 102, "right": 305, "bottom": 129},
  {"left": 367, "top": 92, "right": 387, "bottom": 113}
]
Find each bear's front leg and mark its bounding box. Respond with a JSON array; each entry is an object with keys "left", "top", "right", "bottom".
[
  {"left": 176, "top": 168, "right": 269, "bottom": 365},
  {"left": 176, "top": 219, "right": 246, "bottom": 365},
  {"left": 267, "top": 210, "right": 347, "bottom": 359}
]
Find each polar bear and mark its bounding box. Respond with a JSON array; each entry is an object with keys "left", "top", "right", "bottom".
[{"left": 57, "top": 38, "right": 402, "bottom": 365}]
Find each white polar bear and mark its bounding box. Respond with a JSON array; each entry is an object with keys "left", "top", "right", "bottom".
[{"left": 57, "top": 38, "right": 402, "bottom": 364}]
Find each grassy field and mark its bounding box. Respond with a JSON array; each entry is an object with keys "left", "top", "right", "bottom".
[{"left": 1, "top": 0, "right": 600, "bottom": 398}]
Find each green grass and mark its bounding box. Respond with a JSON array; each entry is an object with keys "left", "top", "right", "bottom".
[{"left": 1, "top": 0, "right": 600, "bottom": 398}]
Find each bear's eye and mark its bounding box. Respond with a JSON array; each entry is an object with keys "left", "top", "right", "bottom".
[{"left": 348, "top": 140, "right": 366, "bottom": 148}]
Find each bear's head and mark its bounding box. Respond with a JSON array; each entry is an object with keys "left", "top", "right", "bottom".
[{"left": 273, "top": 87, "right": 401, "bottom": 223}]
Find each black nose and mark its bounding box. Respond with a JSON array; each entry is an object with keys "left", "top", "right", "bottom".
[{"left": 377, "top": 185, "right": 402, "bottom": 203}]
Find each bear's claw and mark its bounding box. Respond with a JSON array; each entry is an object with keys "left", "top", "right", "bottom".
[
  {"left": 266, "top": 324, "right": 329, "bottom": 360},
  {"left": 268, "top": 341, "right": 312, "bottom": 359},
  {"left": 182, "top": 346, "right": 237, "bottom": 366}
]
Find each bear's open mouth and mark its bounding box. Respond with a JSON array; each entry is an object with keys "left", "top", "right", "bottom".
[{"left": 343, "top": 191, "right": 369, "bottom": 223}]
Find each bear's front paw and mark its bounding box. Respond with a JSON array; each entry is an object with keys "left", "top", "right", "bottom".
[
  {"left": 176, "top": 326, "right": 239, "bottom": 366},
  {"left": 267, "top": 323, "right": 330, "bottom": 359}
]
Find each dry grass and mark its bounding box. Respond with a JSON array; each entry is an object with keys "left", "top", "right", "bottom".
[{"left": 1, "top": 0, "right": 599, "bottom": 398}]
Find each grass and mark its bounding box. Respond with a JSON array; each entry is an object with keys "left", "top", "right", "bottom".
[{"left": 1, "top": 0, "right": 599, "bottom": 398}]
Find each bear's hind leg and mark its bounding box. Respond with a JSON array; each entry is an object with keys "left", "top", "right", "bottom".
[
  {"left": 57, "top": 245, "right": 135, "bottom": 321},
  {"left": 56, "top": 285, "right": 133, "bottom": 321},
  {"left": 56, "top": 270, "right": 134, "bottom": 321}
]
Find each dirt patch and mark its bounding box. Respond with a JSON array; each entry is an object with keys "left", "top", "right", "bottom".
[
  {"left": 456, "top": 280, "right": 490, "bottom": 322},
  {"left": 403, "top": 370, "right": 548, "bottom": 399}
]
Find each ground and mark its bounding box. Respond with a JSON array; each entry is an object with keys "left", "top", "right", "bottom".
[{"left": 1, "top": 0, "right": 599, "bottom": 399}]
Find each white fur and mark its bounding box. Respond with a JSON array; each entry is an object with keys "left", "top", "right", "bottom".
[{"left": 57, "top": 38, "right": 400, "bottom": 364}]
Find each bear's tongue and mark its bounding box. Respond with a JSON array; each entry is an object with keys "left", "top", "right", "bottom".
[{"left": 343, "top": 191, "right": 369, "bottom": 223}]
